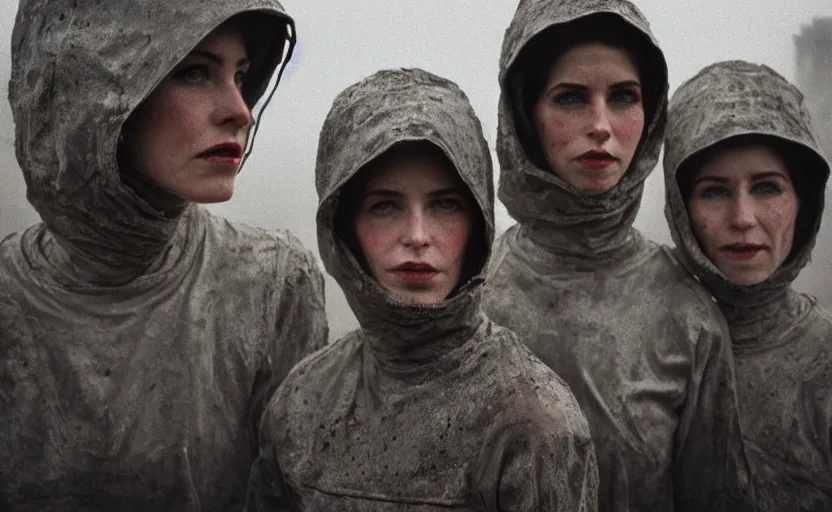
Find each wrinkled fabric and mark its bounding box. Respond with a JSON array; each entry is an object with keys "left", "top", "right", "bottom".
[
  {"left": 247, "top": 68, "right": 598, "bottom": 511},
  {"left": 481, "top": 1, "right": 754, "bottom": 511},
  {"left": 0, "top": 1, "right": 328, "bottom": 510},
  {"left": 664, "top": 60, "right": 832, "bottom": 511}
]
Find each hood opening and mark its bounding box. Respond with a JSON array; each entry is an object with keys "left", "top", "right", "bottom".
[
  {"left": 675, "top": 133, "right": 828, "bottom": 266},
  {"left": 506, "top": 12, "right": 664, "bottom": 179},
  {"left": 115, "top": 10, "right": 293, "bottom": 212},
  {"left": 332, "top": 140, "right": 488, "bottom": 300}
]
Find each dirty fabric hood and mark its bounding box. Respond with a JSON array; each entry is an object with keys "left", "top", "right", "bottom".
[
  {"left": 247, "top": 68, "right": 599, "bottom": 511},
  {"left": 496, "top": 0, "right": 668, "bottom": 261},
  {"left": 664, "top": 59, "right": 832, "bottom": 511},
  {"left": 8, "top": 0, "right": 294, "bottom": 279}
]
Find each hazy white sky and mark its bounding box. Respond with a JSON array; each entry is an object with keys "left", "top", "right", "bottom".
[{"left": 1, "top": 1, "right": 831, "bottom": 336}]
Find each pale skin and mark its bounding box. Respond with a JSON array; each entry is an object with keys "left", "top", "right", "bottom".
[
  {"left": 533, "top": 43, "right": 644, "bottom": 194},
  {"left": 354, "top": 156, "right": 473, "bottom": 305},
  {"left": 687, "top": 144, "right": 800, "bottom": 286},
  {"left": 125, "top": 22, "right": 253, "bottom": 205}
]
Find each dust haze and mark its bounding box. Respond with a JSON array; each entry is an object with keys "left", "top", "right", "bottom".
[{"left": 2, "top": 1, "right": 831, "bottom": 338}]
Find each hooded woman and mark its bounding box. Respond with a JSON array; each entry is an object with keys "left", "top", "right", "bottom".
[
  {"left": 664, "top": 60, "right": 832, "bottom": 511},
  {"left": 246, "top": 68, "right": 598, "bottom": 511},
  {"left": 481, "top": 0, "right": 753, "bottom": 510},
  {"left": 0, "top": 0, "right": 328, "bottom": 509}
]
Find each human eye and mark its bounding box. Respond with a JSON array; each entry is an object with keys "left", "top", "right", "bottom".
[
  {"left": 609, "top": 88, "right": 641, "bottom": 106},
  {"left": 367, "top": 200, "right": 398, "bottom": 217},
  {"left": 173, "top": 64, "right": 210, "bottom": 85},
  {"left": 234, "top": 70, "right": 247, "bottom": 90},
  {"left": 553, "top": 90, "right": 586, "bottom": 106},
  {"left": 697, "top": 185, "right": 731, "bottom": 200},
  {"left": 751, "top": 181, "right": 783, "bottom": 197},
  {"left": 431, "top": 197, "right": 464, "bottom": 214}
]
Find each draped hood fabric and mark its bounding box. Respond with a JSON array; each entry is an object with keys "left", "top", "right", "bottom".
[
  {"left": 664, "top": 60, "right": 832, "bottom": 511},
  {"left": 0, "top": 1, "right": 328, "bottom": 510},
  {"left": 247, "top": 68, "right": 599, "bottom": 511},
  {"left": 481, "top": 1, "right": 754, "bottom": 510}
]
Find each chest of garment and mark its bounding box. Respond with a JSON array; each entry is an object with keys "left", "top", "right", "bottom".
[
  {"left": 0, "top": 235, "right": 278, "bottom": 511},
  {"left": 482, "top": 243, "right": 703, "bottom": 510},
  {"left": 733, "top": 305, "right": 832, "bottom": 511}
]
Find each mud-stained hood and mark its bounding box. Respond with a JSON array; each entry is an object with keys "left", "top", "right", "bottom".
[
  {"left": 315, "top": 68, "right": 494, "bottom": 352},
  {"left": 496, "top": 0, "right": 668, "bottom": 258},
  {"left": 8, "top": 0, "right": 295, "bottom": 277},
  {"left": 664, "top": 60, "right": 830, "bottom": 309}
]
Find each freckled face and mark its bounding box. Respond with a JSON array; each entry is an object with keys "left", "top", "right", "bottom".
[
  {"left": 354, "top": 158, "right": 473, "bottom": 304},
  {"left": 125, "top": 23, "right": 253, "bottom": 204},
  {"left": 686, "top": 144, "right": 799, "bottom": 285},
  {"left": 533, "top": 43, "right": 644, "bottom": 194}
]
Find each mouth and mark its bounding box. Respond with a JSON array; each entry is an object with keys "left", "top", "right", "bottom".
[
  {"left": 719, "top": 243, "right": 767, "bottom": 261},
  {"left": 390, "top": 262, "right": 439, "bottom": 283},
  {"left": 197, "top": 142, "right": 243, "bottom": 165},
  {"left": 576, "top": 150, "right": 618, "bottom": 169}
]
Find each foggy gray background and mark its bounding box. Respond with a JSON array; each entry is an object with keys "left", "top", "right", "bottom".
[{"left": 2, "top": 1, "right": 831, "bottom": 339}]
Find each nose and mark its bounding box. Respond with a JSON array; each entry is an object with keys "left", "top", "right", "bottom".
[
  {"left": 214, "top": 82, "right": 254, "bottom": 130},
  {"left": 587, "top": 98, "right": 612, "bottom": 144},
  {"left": 729, "top": 191, "right": 757, "bottom": 230},
  {"left": 402, "top": 209, "right": 431, "bottom": 250}
]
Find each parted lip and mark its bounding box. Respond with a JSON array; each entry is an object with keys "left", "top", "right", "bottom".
[
  {"left": 197, "top": 142, "right": 243, "bottom": 158},
  {"left": 576, "top": 150, "right": 616, "bottom": 160},
  {"left": 391, "top": 262, "right": 438, "bottom": 272},
  {"left": 720, "top": 243, "right": 767, "bottom": 251}
]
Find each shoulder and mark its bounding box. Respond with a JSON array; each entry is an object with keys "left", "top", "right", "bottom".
[
  {"left": 198, "top": 209, "right": 322, "bottom": 286},
  {"left": 261, "top": 331, "right": 363, "bottom": 427},
  {"left": 277, "top": 330, "right": 362, "bottom": 396},
  {"left": 477, "top": 323, "right": 591, "bottom": 439}
]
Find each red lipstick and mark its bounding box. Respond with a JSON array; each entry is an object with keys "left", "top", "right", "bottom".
[
  {"left": 576, "top": 150, "right": 617, "bottom": 169},
  {"left": 390, "top": 262, "right": 439, "bottom": 283},
  {"left": 198, "top": 142, "right": 243, "bottom": 166},
  {"left": 720, "top": 244, "right": 766, "bottom": 261}
]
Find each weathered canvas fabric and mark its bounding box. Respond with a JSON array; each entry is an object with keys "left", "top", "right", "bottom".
[
  {"left": 0, "top": 1, "right": 328, "bottom": 510},
  {"left": 247, "top": 68, "right": 599, "bottom": 511},
  {"left": 664, "top": 60, "right": 832, "bottom": 511},
  {"left": 481, "top": 1, "right": 754, "bottom": 510}
]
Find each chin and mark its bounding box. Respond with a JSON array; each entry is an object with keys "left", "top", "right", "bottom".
[
  {"left": 397, "top": 289, "right": 449, "bottom": 305},
  {"left": 181, "top": 182, "right": 236, "bottom": 204},
  {"left": 723, "top": 269, "right": 773, "bottom": 287}
]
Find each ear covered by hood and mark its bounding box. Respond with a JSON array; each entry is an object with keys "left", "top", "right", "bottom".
[
  {"left": 663, "top": 60, "right": 831, "bottom": 307},
  {"left": 9, "top": 0, "right": 295, "bottom": 271},
  {"left": 495, "top": 0, "right": 669, "bottom": 256},
  {"left": 315, "top": 68, "right": 494, "bottom": 342}
]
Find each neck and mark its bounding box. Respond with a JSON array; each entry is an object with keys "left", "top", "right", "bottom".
[{"left": 720, "top": 287, "right": 811, "bottom": 347}]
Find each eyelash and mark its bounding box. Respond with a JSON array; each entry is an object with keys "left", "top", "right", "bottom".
[
  {"left": 697, "top": 181, "right": 785, "bottom": 200},
  {"left": 365, "top": 198, "right": 465, "bottom": 217},
  {"left": 173, "top": 64, "right": 247, "bottom": 89},
  {"left": 552, "top": 89, "right": 641, "bottom": 107}
]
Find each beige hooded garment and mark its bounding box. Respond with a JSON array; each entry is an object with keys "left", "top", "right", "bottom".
[
  {"left": 0, "top": 1, "right": 327, "bottom": 509},
  {"left": 481, "top": 0, "right": 754, "bottom": 510},
  {"left": 246, "top": 68, "right": 598, "bottom": 511},
  {"left": 664, "top": 60, "right": 832, "bottom": 511}
]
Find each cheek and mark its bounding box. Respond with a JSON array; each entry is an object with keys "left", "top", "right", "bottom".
[
  {"left": 613, "top": 109, "right": 645, "bottom": 150},
  {"left": 435, "top": 217, "right": 472, "bottom": 263},
  {"left": 355, "top": 218, "right": 393, "bottom": 268},
  {"left": 687, "top": 204, "right": 720, "bottom": 254},
  {"left": 767, "top": 198, "right": 800, "bottom": 251},
  {"left": 535, "top": 107, "right": 573, "bottom": 153}
]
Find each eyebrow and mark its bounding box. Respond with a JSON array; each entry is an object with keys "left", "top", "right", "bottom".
[
  {"left": 363, "top": 187, "right": 462, "bottom": 198},
  {"left": 694, "top": 171, "right": 789, "bottom": 185},
  {"left": 552, "top": 80, "right": 641, "bottom": 90},
  {"left": 189, "top": 50, "right": 249, "bottom": 68}
]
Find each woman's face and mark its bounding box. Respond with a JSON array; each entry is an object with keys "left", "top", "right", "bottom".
[
  {"left": 125, "top": 22, "right": 252, "bottom": 204},
  {"left": 687, "top": 144, "right": 799, "bottom": 285},
  {"left": 533, "top": 43, "right": 644, "bottom": 194},
  {"left": 354, "top": 155, "right": 474, "bottom": 304}
]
